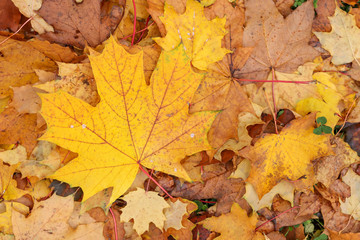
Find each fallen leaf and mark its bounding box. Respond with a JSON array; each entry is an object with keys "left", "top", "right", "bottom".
[
  {"left": 274, "top": 0, "right": 294, "bottom": 17},
  {"left": 28, "top": 39, "right": 80, "bottom": 63},
  {"left": 39, "top": 37, "right": 216, "bottom": 204},
  {"left": 212, "top": 112, "right": 263, "bottom": 160},
  {"left": 314, "top": 6, "right": 360, "bottom": 65},
  {"left": 164, "top": 198, "right": 188, "bottom": 231},
  {"left": 245, "top": 62, "right": 319, "bottom": 110},
  {"left": 240, "top": 113, "right": 331, "bottom": 198},
  {"left": 0, "top": 107, "right": 42, "bottom": 154},
  {"left": 328, "top": 229, "right": 360, "bottom": 239},
  {"left": 340, "top": 169, "right": 360, "bottom": 220},
  {"left": 128, "top": 0, "right": 149, "bottom": 19},
  {"left": 153, "top": 0, "right": 230, "bottom": 70},
  {"left": 0, "top": 36, "right": 57, "bottom": 98},
  {"left": 38, "top": 0, "right": 124, "bottom": 48},
  {"left": 312, "top": 0, "right": 336, "bottom": 32},
  {"left": 189, "top": 0, "right": 254, "bottom": 150},
  {"left": 121, "top": 188, "right": 170, "bottom": 235},
  {"left": 12, "top": 194, "right": 74, "bottom": 240},
  {"left": 201, "top": 203, "right": 264, "bottom": 240},
  {"left": 147, "top": 0, "right": 186, "bottom": 36},
  {"left": 244, "top": 180, "right": 295, "bottom": 212},
  {"left": 0, "top": 144, "right": 61, "bottom": 180},
  {"left": 165, "top": 199, "right": 197, "bottom": 240},
  {"left": 235, "top": 0, "right": 318, "bottom": 80},
  {"left": 0, "top": 160, "right": 19, "bottom": 200},
  {"left": 0, "top": 0, "right": 21, "bottom": 32},
  {"left": 171, "top": 166, "right": 247, "bottom": 216},
  {"left": 35, "top": 62, "right": 99, "bottom": 106},
  {"left": 296, "top": 72, "right": 344, "bottom": 129},
  {"left": 314, "top": 137, "right": 360, "bottom": 188},
  {"left": 11, "top": 0, "right": 54, "bottom": 34},
  {"left": 9, "top": 85, "right": 41, "bottom": 114}
]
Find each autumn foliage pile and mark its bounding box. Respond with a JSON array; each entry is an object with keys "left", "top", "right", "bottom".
[{"left": 2, "top": 0, "right": 360, "bottom": 239}]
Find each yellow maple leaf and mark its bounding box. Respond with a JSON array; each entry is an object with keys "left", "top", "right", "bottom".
[
  {"left": 239, "top": 113, "right": 331, "bottom": 198},
  {"left": 314, "top": 6, "right": 360, "bottom": 65},
  {"left": 153, "top": 0, "right": 230, "bottom": 70},
  {"left": 296, "top": 72, "right": 343, "bottom": 129},
  {"left": 39, "top": 37, "right": 216, "bottom": 204},
  {"left": 121, "top": 188, "right": 170, "bottom": 235},
  {"left": 201, "top": 203, "right": 264, "bottom": 240}
]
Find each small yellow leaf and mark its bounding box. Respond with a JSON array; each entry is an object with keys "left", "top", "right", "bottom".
[
  {"left": 153, "top": 0, "right": 230, "bottom": 70},
  {"left": 296, "top": 72, "right": 343, "bottom": 129},
  {"left": 201, "top": 203, "right": 264, "bottom": 240},
  {"left": 121, "top": 188, "right": 170, "bottom": 235}
]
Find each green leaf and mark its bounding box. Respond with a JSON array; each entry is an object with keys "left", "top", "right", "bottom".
[
  {"left": 316, "top": 117, "right": 327, "bottom": 125},
  {"left": 314, "top": 233, "right": 328, "bottom": 240},
  {"left": 321, "top": 125, "right": 332, "bottom": 134},
  {"left": 313, "top": 127, "right": 323, "bottom": 135}
]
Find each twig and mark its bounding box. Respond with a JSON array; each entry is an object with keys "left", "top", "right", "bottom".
[
  {"left": 263, "top": 89, "right": 278, "bottom": 134},
  {"left": 335, "top": 96, "right": 359, "bottom": 137},
  {"left": 0, "top": 16, "right": 34, "bottom": 46}
]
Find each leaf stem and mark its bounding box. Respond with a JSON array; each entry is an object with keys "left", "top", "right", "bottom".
[
  {"left": 121, "top": 22, "right": 155, "bottom": 41},
  {"left": 131, "top": 0, "right": 137, "bottom": 46},
  {"left": 234, "top": 78, "right": 315, "bottom": 84},
  {"left": 138, "top": 164, "right": 173, "bottom": 199},
  {"left": 109, "top": 207, "right": 118, "bottom": 240}
]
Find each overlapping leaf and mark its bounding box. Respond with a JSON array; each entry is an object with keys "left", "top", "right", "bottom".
[
  {"left": 153, "top": 0, "right": 230, "bottom": 70},
  {"left": 39, "top": 37, "right": 216, "bottom": 204},
  {"left": 240, "top": 113, "right": 332, "bottom": 198}
]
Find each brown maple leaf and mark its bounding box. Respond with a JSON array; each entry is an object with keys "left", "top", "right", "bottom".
[
  {"left": 38, "top": 0, "right": 124, "bottom": 48},
  {"left": 234, "top": 0, "right": 319, "bottom": 80}
]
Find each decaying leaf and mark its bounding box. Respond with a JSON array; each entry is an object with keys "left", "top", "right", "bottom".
[
  {"left": 240, "top": 113, "right": 331, "bottom": 198},
  {"left": 39, "top": 37, "right": 216, "bottom": 204},
  {"left": 121, "top": 188, "right": 170, "bottom": 235}
]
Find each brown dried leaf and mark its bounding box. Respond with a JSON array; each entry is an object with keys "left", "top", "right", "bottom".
[
  {"left": 235, "top": 0, "right": 319, "bottom": 80},
  {"left": 38, "top": 0, "right": 124, "bottom": 48}
]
